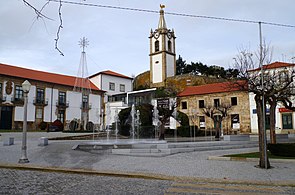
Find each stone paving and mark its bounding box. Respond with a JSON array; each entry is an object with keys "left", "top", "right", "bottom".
[
  {"left": 0, "top": 132, "right": 295, "bottom": 194},
  {"left": 0, "top": 168, "right": 172, "bottom": 195}
]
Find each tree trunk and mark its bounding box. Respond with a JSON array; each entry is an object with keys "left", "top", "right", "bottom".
[
  {"left": 159, "top": 122, "right": 165, "bottom": 140},
  {"left": 215, "top": 119, "right": 221, "bottom": 140},
  {"left": 255, "top": 95, "right": 270, "bottom": 169},
  {"left": 269, "top": 99, "right": 277, "bottom": 144}
]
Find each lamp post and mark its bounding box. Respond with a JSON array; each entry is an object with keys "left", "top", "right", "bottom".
[{"left": 19, "top": 80, "right": 31, "bottom": 163}]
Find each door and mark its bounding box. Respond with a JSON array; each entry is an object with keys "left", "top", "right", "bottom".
[
  {"left": 0, "top": 106, "right": 13, "bottom": 130},
  {"left": 282, "top": 113, "right": 293, "bottom": 129}
]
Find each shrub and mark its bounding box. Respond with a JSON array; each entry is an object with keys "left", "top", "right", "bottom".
[
  {"left": 52, "top": 119, "right": 64, "bottom": 131},
  {"left": 268, "top": 143, "right": 295, "bottom": 157},
  {"left": 86, "top": 121, "right": 94, "bottom": 131},
  {"left": 39, "top": 121, "right": 47, "bottom": 130},
  {"left": 69, "top": 120, "right": 78, "bottom": 131}
]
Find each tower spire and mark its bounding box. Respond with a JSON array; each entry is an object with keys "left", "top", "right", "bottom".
[{"left": 158, "top": 4, "right": 167, "bottom": 30}]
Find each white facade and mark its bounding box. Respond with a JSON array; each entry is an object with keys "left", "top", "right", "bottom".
[
  {"left": 149, "top": 7, "right": 176, "bottom": 87},
  {"left": 248, "top": 62, "right": 295, "bottom": 133},
  {"left": 90, "top": 71, "right": 133, "bottom": 102},
  {"left": 0, "top": 63, "right": 104, "bottom": 130}
]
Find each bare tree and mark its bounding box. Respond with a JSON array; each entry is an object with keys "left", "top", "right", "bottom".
[
  {"left": 232, "top": 43, "right": 295, "bottom": 168},
  {"left": 22, "top": 0, "right": 64, "bottom": 55},
  {"left": 202, "top": 103, "right": 232, "bottom": 139}
]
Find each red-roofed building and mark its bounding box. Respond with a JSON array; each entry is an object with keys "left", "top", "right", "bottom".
[
  {"left": 89, "top": 70, "right": 133, "bottom": 127},
  {"left": 248, "top": 61, "right": 295, "bottom": 134},
  {"left": 177, "top": 81, "right": 251, "bottom": 134},
  {"left": 0, "top": 63, "right": 105, "bottom": 131}
]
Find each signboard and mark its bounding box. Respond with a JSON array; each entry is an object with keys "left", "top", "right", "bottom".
[
  {"left": 157, "top": 98, "right": 169, "bottom": 110},
  {"left": 279, "top": 108, "right": 293, "bottom": 113},
  {"left": 200, "top": 122, "right": 205, "bottom": 128},
  {"left": 252, "top": 108, "right": 270, "bottom": 114},
  {"left": 233, "top": 123, "right": 240, "bottom": 129}
]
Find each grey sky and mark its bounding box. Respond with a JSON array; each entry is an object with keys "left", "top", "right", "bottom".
[{"left": 1, "top": 0, "right": 294, "bottom": 78}]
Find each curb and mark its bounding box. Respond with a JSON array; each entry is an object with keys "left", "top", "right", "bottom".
[
  {"left": 208, "top": 156, "right": 295, "bottom": 163},
  {"left": 0, "top": 163, "right": 294, "bottom": 187}
]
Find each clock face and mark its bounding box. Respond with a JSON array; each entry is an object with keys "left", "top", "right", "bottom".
[
  {"left": 167, "top": 32, "right": 172, "bottom": 39},
  {"left": 154, "top": 32, "right": 160, "bottom": 39}
]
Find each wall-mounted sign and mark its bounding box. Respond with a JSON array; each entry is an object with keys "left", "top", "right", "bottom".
[{"left": 279, "top": 108, "right": 293, "bottom": 113}]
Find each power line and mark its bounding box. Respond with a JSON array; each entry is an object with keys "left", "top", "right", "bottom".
[{"left": 48, "top": 0, "right": 295, "bottom": 28}]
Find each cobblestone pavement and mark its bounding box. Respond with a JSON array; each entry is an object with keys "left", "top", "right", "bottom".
[
  {"left": 0, "top": 168, "right": 172, "bottom": 195},
  {"left": 1, "top": 168, "right": 294, "bottom": 195}
]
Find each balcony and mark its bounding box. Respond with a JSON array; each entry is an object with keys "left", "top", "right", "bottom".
[
  {"left": 0, "top": 95, "right": 5, "bottom": 102},
  {"left": 80, "top": 103, "right": 92, "bottom": 110},
  {"left": 33, "top": 98, "right": 48, "bottom": 106},
  {"left": 56, "top": 100, "right": 69, "bottom": 108},
  {"left": 12, "top": 97, "right": 24, "bottom": 105}
]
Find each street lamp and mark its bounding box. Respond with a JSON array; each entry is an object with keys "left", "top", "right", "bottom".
[{"left": 19, "top": 80, "right": 31, "bottom": 163}]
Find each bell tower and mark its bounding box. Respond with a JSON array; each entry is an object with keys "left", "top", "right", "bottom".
[{"left": 149, "top": 5, "right": 176, "bottom": 88}]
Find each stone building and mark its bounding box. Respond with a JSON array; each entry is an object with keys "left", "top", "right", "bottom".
[
  {"left": 0, "top": 63, "right": 104, "bottom": 130},
  {"left": 177, "top": 81, "right": 251, "bottom": 134}
]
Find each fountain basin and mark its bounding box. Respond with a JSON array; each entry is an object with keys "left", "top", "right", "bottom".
[{"left": 72, "top": 139, "right": 167, "bottom": 150}]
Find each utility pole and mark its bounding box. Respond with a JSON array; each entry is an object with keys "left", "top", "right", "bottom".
[{"left": 258, "top": 22, "right": 268, "bottom": 169}]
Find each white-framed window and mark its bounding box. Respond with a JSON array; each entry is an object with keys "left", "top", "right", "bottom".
[
  {"left": 109, "top": 82, "right": 115, "bottom": 91},
  {"left": 120, "top": 84, "right": 125, "bottom": 92}
]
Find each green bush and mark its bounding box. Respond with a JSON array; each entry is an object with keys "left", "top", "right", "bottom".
[
  {"left": 39, "top": 121, "right": 47, "bottom": 130},
  {"left": 268, "top": 143, "right": 295, "bottom": 157}
]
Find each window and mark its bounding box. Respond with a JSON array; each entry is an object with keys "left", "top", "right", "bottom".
[
  {"left": 199, "top": 116, "right": 205, "bottom": 129},
  {"left": 36, "top": 108, "right": 43, "bottom": 119},
  {"left": 155, "top": 40, "right": 159, "bottom": 52},
  {"left": 231, "top": 97, "right": 237, "bottom": 106},
  {"left": 57, "top": 110, "right": 65, "bottom": 124},
  {"left": 58, "top": 92, "right": 66, "bottom": 105},
  {"left": 231, "top": 114, "right": 240, "bottom": 129},
  {"left": 120, "top": 84, "right": 125, "bottom": 92},
  {"left": 36, "top": 88, "right": 45, "bottom": 103},
  {"left": 282, "top": 113, "right": 293, "bottom": 129},
  {"left": 109, "top": 82, "right": 115, "bottom": 91},
  {"left": 214, "top": 99, "right": 220, "bottom": 107},
  {"left": 168, "top": 40, "right": 172, "bottom": 52},
  {"left": 181, "top": 101, "right": 187, "bottom": 109},
  {"left": 15, "top": 85, "right": 23, "bottom": 101},
  {"left": 199, "top": 100, "right": 205, "bottom": 108},
  {"left": 0, "top": 83, "right": 3, "bottom": 100}
]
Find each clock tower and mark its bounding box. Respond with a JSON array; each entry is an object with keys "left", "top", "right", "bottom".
[{"left": 149, "top": 5, "right": 176, "bottom": 88}]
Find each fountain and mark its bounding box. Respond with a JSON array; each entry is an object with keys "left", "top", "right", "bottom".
[
  {"left": 114, "top": 107, "right": 119, "bottom": 141},
  {"left": 152, "top": 104, "right": 160, "bottom": 139},
  {"left": 73, "top": 102, "right": 166, "bottom": 153},
  {"left": 135, "top": 110, "right": 141, "bottom": 139},
  {"left": 106, "top": 102, "right": 111, "bottom": 141},
  {"left": 130, "top": 104, "right": 136, "bottom": 141}
]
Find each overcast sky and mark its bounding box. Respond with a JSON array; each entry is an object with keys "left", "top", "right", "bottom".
[{"left": 1, "top": 0, "right": 294, "bottom": 78}]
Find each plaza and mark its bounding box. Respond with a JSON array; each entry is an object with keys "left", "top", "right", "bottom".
[{"left": 0, "top": 132, "right": 295, "bottom": 189}]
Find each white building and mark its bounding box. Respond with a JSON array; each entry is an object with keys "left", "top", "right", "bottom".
[
  {"left": 89, "top": 70, "right": 133, "bottom": 127},
  {"left": 149, "top": 6, "right": 176, "bottom": 88},
  {"left": 0, "top": 63, "right": 104, "bottom": 131},
  {"left": 249, "top": 61, "right": 295, "bottom": 134}
]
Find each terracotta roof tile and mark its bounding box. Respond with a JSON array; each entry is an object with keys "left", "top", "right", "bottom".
[
  {"left": 249, "top": 61, "right": 295, "bottom": 72},
  {"left": 89, "top": 70, "right": 133, "bottom": 79},
  {"left": 177, "top": 81, "right": 246, "bottom": 97},
  {"left": 0, "top": 63, "right": 102, "bottom": 91}
]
